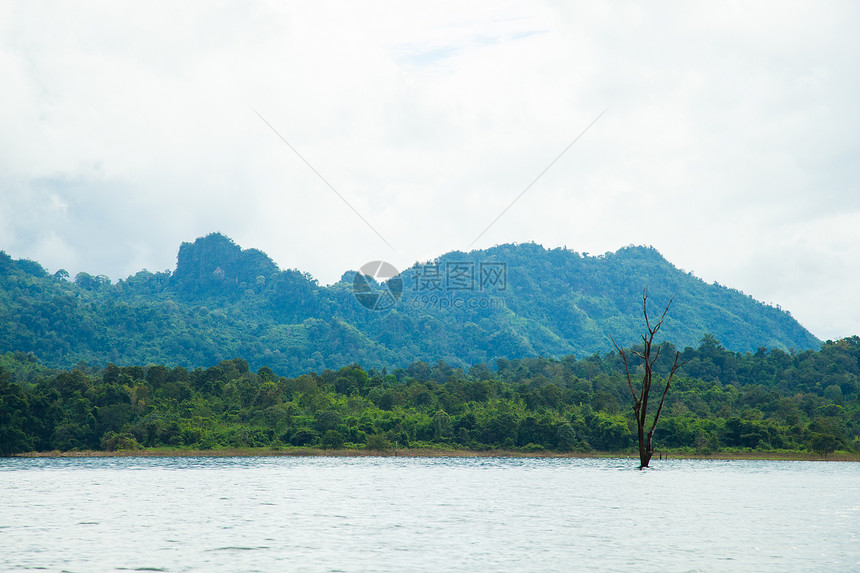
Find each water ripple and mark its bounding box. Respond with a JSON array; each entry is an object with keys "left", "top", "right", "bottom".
[{"left": 1, "top": 457, "right": 858, "bottom": 572}]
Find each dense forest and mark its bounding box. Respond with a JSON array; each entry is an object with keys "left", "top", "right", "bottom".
[
  {"left": 2, "top": 335, "right": 857, "bottom": 456},
  {"left": 0, "top": 233, "right": 820, "bottom": 376}
]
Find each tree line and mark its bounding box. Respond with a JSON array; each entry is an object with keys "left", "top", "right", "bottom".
[{"left": 2, "top": 335, "right": 858, "bottom": 456}]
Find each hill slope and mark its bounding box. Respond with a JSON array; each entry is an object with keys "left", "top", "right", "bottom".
[{"left": 0, "top": 233, "right": 821, "bottom": 374}]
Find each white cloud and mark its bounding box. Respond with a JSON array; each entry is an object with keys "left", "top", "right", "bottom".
[{"left": 1, "top": 0, "right": 859, "bottom": 341}]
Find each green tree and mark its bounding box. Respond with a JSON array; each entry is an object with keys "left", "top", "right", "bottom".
[
  {"left": 810, "top": 433, "right": 839, "bottom": 458},
  {"left": 556, "top": 423, "right": 577, "bottom": 451},
  {"left": 0, "top": 367, "right": 34, "bottom": 455},
  {"left": 433, "top": 410, "right": 452, "bottom": 439},
  {"left": 321, "top": 429, "right": 344, "bottom": 450},
  {"left": 366, "top": 433, "right": 391, "bottom": 451}
]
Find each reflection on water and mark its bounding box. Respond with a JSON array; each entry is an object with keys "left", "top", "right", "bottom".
[{"left": 1, "top": 456, "right": 858, "bottom": 572}]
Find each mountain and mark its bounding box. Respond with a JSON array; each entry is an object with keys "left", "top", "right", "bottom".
[{"left": 0, "top": 233, "right": 821, "bottom": 375}]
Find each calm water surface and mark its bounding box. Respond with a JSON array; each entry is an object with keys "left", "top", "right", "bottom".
[{"left": 1, "top": 456, "right": 858, "bottom": 572}]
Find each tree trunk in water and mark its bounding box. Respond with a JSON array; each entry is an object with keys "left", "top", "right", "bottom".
[
  {"left": 638, "top": 427, "right": 652, "bottom": 469},
  {"left": 639, "top": 432, "right": 653, "bottom": 469}
]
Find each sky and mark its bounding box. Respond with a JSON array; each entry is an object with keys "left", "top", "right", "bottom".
[{"left": 2, "top": 1, "right": 859, "bottom": 341}]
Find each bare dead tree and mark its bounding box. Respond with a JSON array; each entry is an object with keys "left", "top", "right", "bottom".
[{"left": 610, "top": 289, "right": 687, "bottom": 469}]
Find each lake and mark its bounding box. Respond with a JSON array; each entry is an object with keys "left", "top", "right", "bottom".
[{"left": 1, "top": 456, "right": 857, "bottom": 572}]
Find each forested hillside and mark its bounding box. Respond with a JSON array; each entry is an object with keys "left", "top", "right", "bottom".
[
  {"left": 0, "top": 233, "right": 820, "bottom": 375},
  {"left": 1, "top": 336, "right": 857, "bottom": 456}
]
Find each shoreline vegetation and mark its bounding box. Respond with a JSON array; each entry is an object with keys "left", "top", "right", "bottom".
[
  {"left": 3, "top": 338, "right": 860, "bottom": 460},
  {"left": 13, "top": 446, "right": 859, "bottom": 462}
]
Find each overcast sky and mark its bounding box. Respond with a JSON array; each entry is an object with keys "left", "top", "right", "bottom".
[{"left": 2, "top": 1, "right": 859, "bottom": 341}]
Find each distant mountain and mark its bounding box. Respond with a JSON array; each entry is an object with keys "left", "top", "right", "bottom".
[{"left": 0, "top": 233, "right": 821, "bottom": 375}]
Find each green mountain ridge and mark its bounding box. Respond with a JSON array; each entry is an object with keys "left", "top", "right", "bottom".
[{"left": 0, "top": 233, "right": 821, "bottom": 375}]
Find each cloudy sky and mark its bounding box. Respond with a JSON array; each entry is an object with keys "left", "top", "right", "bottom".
[{"left": 2, "top": 1, "right": 859, "bottom": 341}]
